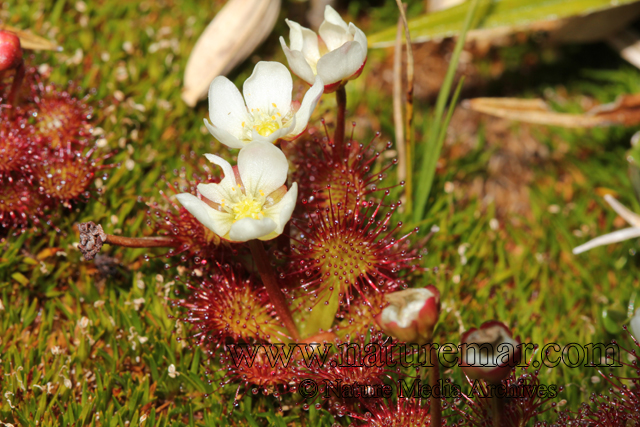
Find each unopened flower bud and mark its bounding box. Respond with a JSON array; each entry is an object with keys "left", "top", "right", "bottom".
[
  {"left": 280, "top": 6, "right": 367, "bottom": 92},
  {"left": 375, "top": 286, "right": 440, "bottom": 345},
  {"left": 460, "top": 321, "right": 521, "bottom": 384},
  {"left": 0, "top": 30, "right": 22, "bottom": 71}
]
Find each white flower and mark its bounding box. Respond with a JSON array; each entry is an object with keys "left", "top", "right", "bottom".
[
  {"left": 280, "top": 6, "right": 367, "bottom": 92},
  {"left": 631, "top": 308, "right": 640, "bottom": 340},
  {"left": 168, "top": 364, "right": 179, "bottom": 378},
  {"left": 573, "top": 195, "right": 640, "bottom": 254},
  {"left": 176, "top": 141, "right": 297, "bottom": 242},
  {"left": 204, "top": 61, "right": 323, "bottom": 149}
]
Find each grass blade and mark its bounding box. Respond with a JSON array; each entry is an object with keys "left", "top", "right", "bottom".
[{"left": 413, "top": 0, "right": 479, "bottom": 224}]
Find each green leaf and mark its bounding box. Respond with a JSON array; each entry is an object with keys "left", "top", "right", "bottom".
[
  {"left": 11, "top": 272, "right": 29, "bottom": 286},
  {"left": 368, "top": 0, "right": 640, "bottom": 48},
  {"left": 299, "top": 288, "right": 340, "bottom": 339}
]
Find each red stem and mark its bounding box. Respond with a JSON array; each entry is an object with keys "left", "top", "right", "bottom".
[
  {"left": 7, "top": 59, "right": 24, "bottom": 116},
  {"left": 248, "top": 239, "right": 300, "bottom": 341},
  {"left": 492, "top": 393, "right": 505, "bottom": 427},
  {"left": 334, "top": 85, "right": 346, "bottom": 159},
  {"left": 430, "top": 345, "right": 442, "bottom": 426}
]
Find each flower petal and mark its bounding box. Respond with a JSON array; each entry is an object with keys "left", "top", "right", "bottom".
[
  {"left": 280, "top": 38, "right": 316, "bottom": 86},
  {"left": 196, "top": 182, "right": 228, "bottom": 206},
  {"left": 263, "top": 182, "right": 298, "bottom": 236},
  {"left": 315, "top": 40, "right": 366, "bottom": 86},
  {"left": 323, "top": 5, "right": 350, "bottom": 31},
  {"left": 229, "top": 217, "right": 277, "bottom": 241},
  {"left": 351, "top": 24, "right": 368, "bottom": 59},
  {"left": 319, "top": 7, "right": 351, "bottom": 52},
  {"left": 572, "top": 227, "right": 640, "bottom": 254},
  {"left": 243, "top": 61, "right": 293, "bottom": 115},
  {"left": 207, "top": 76, "right": 249, "bottom": 138},
  {"left": 285, "top": 19, "right": 321, "bottom": 65},
  {"left": 287, "top": 77, "right": 323, "bottom": 140},
  {"left": 604, "top": 194, "right": 640, "bottom": 227},
  {"left": 197, "top": 154, "right": 242, "bottom": 205},
  {"left": 237, "top": 141, "right": 289, "bottom": 197},
  {"left": 175, "top": 193, "right": 233, "bottom": 238},
  {"left": 204, "top": 119, "right": 246, "bottom": 149},
  {"left": 204, "top": 153, "right": 236, "bottom": 185}
]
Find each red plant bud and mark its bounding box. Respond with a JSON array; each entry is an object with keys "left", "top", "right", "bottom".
[
  {"left": 374, "top": 286, "right": 440, "bottom": 345},
  {"left": 0, "top": 31, "right": 22, "bottom": 71},
  {"left": 460, "top": 321, "right": 521, "bottom": 384}
]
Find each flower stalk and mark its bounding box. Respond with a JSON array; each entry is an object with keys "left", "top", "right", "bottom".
[
  {"left": 7, "top": 59, "right": 24, "bottom": 110},
  {"left": 492, "top": 394, "right": 505, "bottom": 427},
  {"left": 375, "top": 287, "right": 442, "bottom": 423},
  {"left": 248, "top": 239, "right": 300, "bottom": 341},
  {"left": 429, "top": 344, "right": 442, "bottom": 427}
]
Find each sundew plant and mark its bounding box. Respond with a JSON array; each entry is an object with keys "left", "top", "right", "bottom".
[{"left": 4, "top": 0, "right": 640, "bottom": 426}]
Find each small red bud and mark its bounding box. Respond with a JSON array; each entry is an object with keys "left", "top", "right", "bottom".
[
  {"left": 0, "top": 30, "right": 22, "bottom": 71},
  {"left": 375, "top": 286, "right": 441, "bottom": 345},
  {"left": 459, "top": 321, "right": 522, "bottom": 384}
]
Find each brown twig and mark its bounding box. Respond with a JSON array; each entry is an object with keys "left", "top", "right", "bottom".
[
  {"left": 105, "top": 234, "right": 179, "bottom": 248},
  {"left": 78, "top": 221, "right": 180, "bottom": 260}
]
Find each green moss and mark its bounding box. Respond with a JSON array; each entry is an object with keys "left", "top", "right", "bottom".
[{"left": 3, "top": 0, "right": 640, "bottom": 424}]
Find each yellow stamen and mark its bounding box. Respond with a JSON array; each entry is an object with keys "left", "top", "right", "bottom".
[
  {"left": 232, "top": 197, "right": 264, "bottom": 222},
  {"left": 254, "top": 121, "right": 279, "bottom": 137}
]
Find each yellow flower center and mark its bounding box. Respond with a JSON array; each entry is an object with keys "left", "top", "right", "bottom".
[
  {"left": 241, "top": 103, "right": 293, "bottom": 140},
  {"left": 254, "top": 120, "right": 280, "bottom": 137},
  {"left": 231, "top": 196, "right": 264, "bottom": 222}
]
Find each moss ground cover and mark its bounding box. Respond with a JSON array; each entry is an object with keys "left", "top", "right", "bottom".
[{"left": 2, "top": 0, "right": 640, "bottom": 425}]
